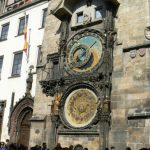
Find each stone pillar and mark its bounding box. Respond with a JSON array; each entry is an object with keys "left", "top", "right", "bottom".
[
  {"left": 0, "top": 0, "right": 4, "bottom": 14},
  {"left": 99, "top": 115, "right": 110, "bottom": 150},
  {"left": 29, "top": 116, "right": 46, "bottom": 148},
  {"left": 49, "top": 115, "right": 59, "bottom": 150}
]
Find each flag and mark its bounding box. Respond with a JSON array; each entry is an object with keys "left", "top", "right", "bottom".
[
  {"left": 23, "top": 13, "right": 28, "bottom": 54},
  {"left": 23, "top": 24, "right": 28, "bottom": 53}
]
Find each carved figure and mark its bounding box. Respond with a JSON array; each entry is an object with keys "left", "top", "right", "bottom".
[
  {"left": 83, "top": 13, "right": 91, "bottom": 25},
  {"left": 53, "top": 93, "right": 62, "bottom": 114},
  {"left": 26, "top": 66, "right": 33, "bottom": 95},
  {"left": 103, "top": 99, "right": 110, "bottom": 113}
]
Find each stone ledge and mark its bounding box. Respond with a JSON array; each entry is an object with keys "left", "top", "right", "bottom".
[
  {"left": 58, "top": 131, "right": 99, "bottom": 135},
  {"left": 123, "top": 42, "right": 150, "bottom": 52},
  {"left": 128, "top": 107, "right": 150, "bottom": 119}
]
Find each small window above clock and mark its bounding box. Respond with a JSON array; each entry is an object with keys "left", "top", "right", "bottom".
[
  {"left": 95, "top": 7, "right": 102, "bottom": 19},
  {"left": 77, "top": 12, "right": 83, "bottom": 24}
]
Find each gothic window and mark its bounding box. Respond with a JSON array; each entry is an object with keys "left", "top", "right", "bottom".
[
  {"left": 12, "top": 52, "right": 23, "bottom": 76},
  {"left": 0, "top": 56, "right": 4, "bottom": 79},
  {"left": 48, "top": 53, "right": 60, "bottom": 80},
  {"left": 41, "top": 8, "right": 47, "bottom": 28},
  {"left": 0, "top": 23, "right": 9, "bottom": 41},
  {"left": 18, "top": 16, "right": 28, "bottom": 35},
  {"left": 77, "top": 12, "right": 83, "bottom": 24}
]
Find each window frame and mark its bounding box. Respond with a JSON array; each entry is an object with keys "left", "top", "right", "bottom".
[
  {"left": 17, "top": 16, "right": 28, "bottom": 36},
  {"left": 76, "top": 11, "right": 83, "bottom": 24},
  {"left": 0, "top": 56, "right": 4, "bottom": 79},
  {"left": 47, "top": 53, "right": 60, "bottom": 80},
  {"left": 95, "top": 6, "right": 103, "bottom": 20},
  {"left": 0, "top": 23, "right": 9, "bottom": 41},
  {"left": 37, "top": 45, "right": 43, "bottom": 66},
  {"left": 41, "top": 8, "right": 47, "bottom": 28},
  {"left": 11, "top": 51, "right": 23, "bottom": 77}
]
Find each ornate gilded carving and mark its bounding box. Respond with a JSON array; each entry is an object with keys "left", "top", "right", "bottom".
[{"left": 52, "top": 93, "right": 62, "bottom": 114}]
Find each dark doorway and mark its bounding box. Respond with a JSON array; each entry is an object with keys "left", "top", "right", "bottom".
[
  {"left": 9, "top": 97, "right": 33, "bottom": 148},
  {"left": 17, "top": 111, "right": 32, "bottom": 147}
]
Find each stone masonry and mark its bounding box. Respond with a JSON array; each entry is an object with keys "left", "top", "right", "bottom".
[
  {"left": 30, "top": 0, "right": 150, "bottom": 150},
  {"left": 110, "top": 0, "right": 150, "bottom": 149}
]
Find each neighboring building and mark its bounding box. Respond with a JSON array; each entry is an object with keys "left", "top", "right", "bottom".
[
  {"left": 0, "top": 0, "right": 48, "bottom": 145},
  {"left": 30, "top": 0, "right": 150, "bottom": 150}
]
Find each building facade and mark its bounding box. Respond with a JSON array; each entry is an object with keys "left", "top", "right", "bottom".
[
  {"left": 0, "top": 0, "right": 48, "bottom": 146},
  {"left": 30, "top": 0, "right": 150, "bottom": 150}
]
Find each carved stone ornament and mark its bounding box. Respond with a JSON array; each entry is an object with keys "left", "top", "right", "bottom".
[
  {"left": 144, "top": 27, "right": 150, "bottom": 40},
  {"left": 83, "top": 13, "right": 91, "bottom": 25},
  {"left": 83, "top": 7, "right": 91, "bottom": 25},
  {"left": 63, "top": 88, "right": 98, "bottom": 128},
  {"left": 130, "top": 50, "right": 137, "bottom": 58},
  {"left": 139, "top": 49, "right": 145, "bottom": 57},
  {"left": 50, "top": 0, "right": 63, "bottom": 13}
]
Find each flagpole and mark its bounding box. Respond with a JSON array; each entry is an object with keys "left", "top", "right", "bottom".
[{"left": 27, "top": 28, "right": 31, "bottom": 63}]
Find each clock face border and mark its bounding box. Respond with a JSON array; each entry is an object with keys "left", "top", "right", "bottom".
[
  {"left": 64, "top": 29, "right": 105, "bottom": 75},
  {"left": 59, "top": 84, "right": 99, "bottom": 129}
]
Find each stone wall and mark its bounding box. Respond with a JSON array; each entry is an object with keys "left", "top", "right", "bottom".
[
  {"left": 29, "top": 2, "right": 61, "bottom": 147},
  {"left": 30, "top": 0, "right": 150, "bottom": 149},
  {"left": 110, "top": 0, "right": 150, "bottom": 149},
  {"left": 58, "top": 135, "right": 100, "bottom": 150}
]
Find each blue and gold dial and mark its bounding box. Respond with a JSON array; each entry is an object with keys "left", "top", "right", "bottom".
[{"left": 65, "top": 31, "right": 103, "bottom": 74}]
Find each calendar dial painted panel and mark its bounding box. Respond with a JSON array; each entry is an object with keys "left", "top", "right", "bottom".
[{"left": 63, "top": 88, "right": 98, "bottom": 128}]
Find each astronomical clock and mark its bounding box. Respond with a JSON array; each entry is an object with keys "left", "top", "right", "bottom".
[
  {"left": 64, "top": 30, "right": 104, "bottom": 75},
  {"left": 40, "top": 0, "right": 119, "bottom": 150},
  {"left": 62, "top": 88, "right": 98, "bottom": 128},
  {"left": 58, "top": 29, "right": 106, "bottom": 131}
]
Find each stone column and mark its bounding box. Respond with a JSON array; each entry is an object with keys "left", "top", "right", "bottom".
[
  {"left": 99, "top": 113, "right": 110, "bottom": 150},
  {"left": 0, "top": 0, "right": 4, "bottom": 14},
  {"left": 49, "top": 114, "right": 59, "bottom": 150}
]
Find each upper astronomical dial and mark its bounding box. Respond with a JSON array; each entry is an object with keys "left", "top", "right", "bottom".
[{"left": 65, "top": 31, "right": 103, "bottom": 74}]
